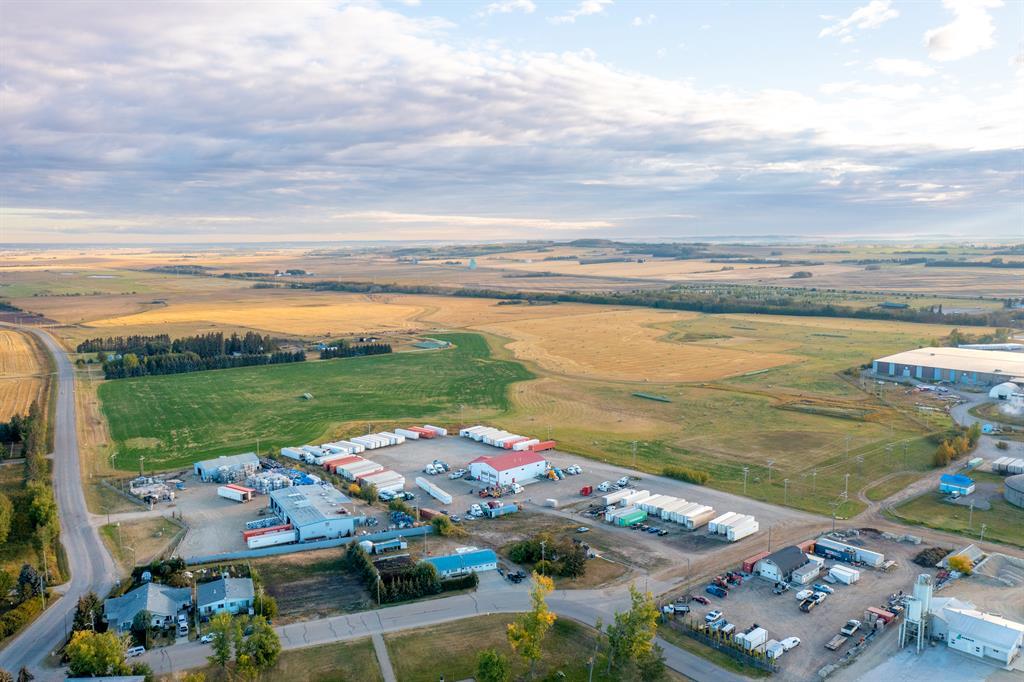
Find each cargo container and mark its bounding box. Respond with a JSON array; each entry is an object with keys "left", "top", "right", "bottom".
[
  {"left": 619, "top": 489, "right": 651, "bottom": 507},
  {"left": 379, "top": 432, "right": 406, "bottom": 445},
  {"left": 604, "top": 506, "right": 631, "bottom": 523},
  {"left": 708, "top": 512, "right": 739, "bottom": 534},
  {"left": 724, "top": 516, "right": 759, "bottom": 541},
  {"left": 663, "top": 501, "right": 698, "bottom": 524},
  {"left": 459, "top": 425, "right": 486, "bottom": 438},
  {"left": 395, "top": 428, "right": 421, "bottom": 440},
  {"left": 601, "top": 489, "right": 633, "bottom": 506},
  {"left": 324, "top": 455, "right": 363, "bottom": 473},
  {"left": 246, "top": 529, "right": 297, "bottom": 549},
  {"left": 422, "top": 425, "right": 448, "bottom": 436},
  {"left": 502, "top": 437, "right": 529, "bottom": 449},
  {"left": 418, "top": 508, "right": 440, "bottom": 520},
  {"left": 637, "top": 494, "right": 667, "bottom": 513},
  {"left": 659, "top": 499, "right": 691, "bottom": 520},
  {"left": 865, "top": 607, "right": 895, "bottom": 624},
  {"left": 217, "top": 484, "right": 254, "bottom": 503},
  {"left": 512, "top": 439, "right": 541, "bottom": 451},
  {"left": 241, "top": 523, "right": 292, "bottom": 541},
  {"left": 742, "top": 550, "right": 771, "bottom": 574},
  {"left": 351, "top": 435, "right": 380, "bottom": 449},
  {"left": 529, "top": 440, "right": 557, "bottom": 452},
  {"left": 329, "top": 440, "right": 365, "bottom": 454},
  {"left": 680, "top": 505, "right": 716, "bottom": 529},
  {"left": 359, "top": 471, "right": 406, "bottom": 494},
  {"left": 616, "top": 509, "right": 648, "bottom": 526},
  {"left": 337, "top": 460, "right": 384, "bottom": 481},
  {"left": 410, "top": 426, "right": 437, "bottom": 439},
  {"left": 485, "top": 503, "right": 519, "bottom": 518},
  {"left": 815, "top": 537, "right": 884, "bottom": 567},
  {"left": 735, "top": 626, "right": 767, "bottom": 651},
  {"left": 416, "top": 476, "right": 453, "bottom": 505},
  {"left": 280, "top": 447, "right": 306, "bottom": 462},
  {"left": 829, "top": 565, "right": 861, "bottom": 584}
]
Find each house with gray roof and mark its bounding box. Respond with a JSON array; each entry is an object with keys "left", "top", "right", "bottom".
[
  {"left": 197, "top": 577, "right": 255, "bottom": 616},
  {"left": 103, "top": 582, "right": 192, "bottom": 632}
]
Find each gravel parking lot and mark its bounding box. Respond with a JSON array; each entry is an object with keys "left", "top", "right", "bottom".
[{"left": 663, "top": 534, "right": 944, "bottom": 682}]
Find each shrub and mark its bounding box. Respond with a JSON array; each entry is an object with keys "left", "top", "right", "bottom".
[
  {"left": 947, "top": 555, "right": 973, "bottom": 575},
  {"left": 0, "top": 598, "right": 43, "bottom": 639},
  {"left": 662, "top": 466, "right": 710, "bottom": 485},
  {"left": 996, "top": 441, "right": 1009, "bottom": 450}
]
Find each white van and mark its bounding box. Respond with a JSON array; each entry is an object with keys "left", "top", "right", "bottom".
[{"left": 127, "top": 645, "right": 146, "bottom": 658}]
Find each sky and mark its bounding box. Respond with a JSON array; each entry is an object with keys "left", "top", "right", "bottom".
[{"left": 1, "top": 0, "right": 1022, "bottom": 244}]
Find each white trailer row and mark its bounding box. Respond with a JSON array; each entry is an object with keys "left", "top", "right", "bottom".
[
  {"left": 609, "top": 493, "right": 716, "bottom": 530},
  {"left": 336, "top": 458, "right": 384, "bottom": 481},
  {"left": 416, "top": 476, "right": 453, "bottom": 505},
  {"left": 395, "top": 428, "right": 422, "bottom": 440},
  {"left": 357, "top": 468, "right": 406, "bottom": 494},
  {"left": 246, "top": 529, "right": 297, "bottom": 549},
  {"left": 351, "top": 432, "right": 405, "bottom": 449},
  {"left": 666, "top": 503, "right": 717, "bottom": 529},
  {"left": 322, "top": 440, "right": 366, "bottom": 455},
  {"left": 604, "top": 505, "right": 640, "bottom": 523},
  {"left": 459, "top": 425, "right": 535, "bottom": 449},
  {"left": 422, "top": 425, "right": 448, "bottom": 436},
  {"left": 992, "top": 457, "right": 1024, "bottom": 474},
  {"left": 708, "top": 512, "right": 759, "bottom": 541},
  {"left": 829, "top": 565, "right": 861, "bottom": 584}
]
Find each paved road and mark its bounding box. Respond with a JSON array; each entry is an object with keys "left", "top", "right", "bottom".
[
  {"left": 0, "top": 327, "right": 117, "bottom": 679},
  {"left": 141, "top": 572, "right": 743, "bottom": 682}
]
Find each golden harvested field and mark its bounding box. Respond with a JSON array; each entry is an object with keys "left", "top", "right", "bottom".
[
  {"left": 0, "top": 329, "right": 48, "bottom": 420},
  {"left": 478, "top": 308, "right": 800, "bottom": 382}
]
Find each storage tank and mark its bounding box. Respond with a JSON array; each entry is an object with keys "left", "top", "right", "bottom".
[{"left": 1005, "top": 474, "right": 1024, "bottom": 508}]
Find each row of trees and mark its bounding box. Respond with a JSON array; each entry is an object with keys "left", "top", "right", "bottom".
[
  {"left": 80, "top": 331, "right": 280, "bottom": 360},
  {"left": 662, "top": 465, "right": 710, "bottom": 485},
  {"left": 102, "top": 349, "right": 305, "bottom": 379},
  {"left": 300, "top": 279, "right": 1019, "bottom": 328},
  {"left": 320, "top": 341, "right": 392, "bottom": 359},
  {"left": 507, "top": 533, "right": 587, "bottom": 579}
]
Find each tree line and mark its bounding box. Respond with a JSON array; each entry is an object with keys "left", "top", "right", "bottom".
[
  {"left": 294, "top": 280, "right": 1018, "bottom": 328},
  {"left": 101, "top": 349, "right": 305, "bottom": 379},
  {"left": 78, "top": 331, "right": 279, "bottom": 358},
  {"left": 343, "top": 543, "right": 477, "bottom": 604},
  {"left": 320, "top": 341, "right": 392, "bottom": 360}
]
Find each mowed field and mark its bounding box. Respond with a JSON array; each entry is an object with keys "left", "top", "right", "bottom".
[
  {"left": 0, "top": 329, "right": 49, "bottom": 420},
  {"left": 97, "top": 333, "right": 533, "bottom": 470}
]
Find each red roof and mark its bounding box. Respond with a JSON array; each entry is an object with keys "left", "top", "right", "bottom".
[{"left": 470, "top": 450, "right": 546, "bottom": 472}]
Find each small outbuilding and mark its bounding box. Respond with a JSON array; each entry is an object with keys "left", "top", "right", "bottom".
[
  {"left": 989, "top": 381, "right": 1024, "bottom": 400},
  {"left": 425, "top": 549, "right": 498, "bottom": 578},
  {"left": 939, "top": 474, "right": 976, "bottom": 496},
  {"left": 754, "top": 545, "right": 809, "bottom": 583}
]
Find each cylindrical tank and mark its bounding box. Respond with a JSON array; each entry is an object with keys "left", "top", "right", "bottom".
[
  {"left": 913, "top": 573, "right": 932, "bottom": 616},
  {"left": 1005, "top": 474, "right": 1024, "bottom": 509},
  {"left": 906, "top": 596, "right": 923, "bottom": 624}
]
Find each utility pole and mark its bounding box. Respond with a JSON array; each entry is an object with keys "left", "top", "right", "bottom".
[
  {"left": 812, "top": 469, "right": 817, "bottom": 496},
  {"left": 256, "top": 437, "right": 260, "bottom": 457},
  {"left": 768, "top": 525, "right": 772, "bottom": 552},
  {"left": 139, "top": 455, "right": 145, "bottom": 477},
  {"left": 844, "top": 473, "right": 850, "bottom": 499},
  {"left": 784, "top": 479, "right": 790, "bottom": 506},
  {"left": 903, "top": 442, "right": 908, "bottom": 469},
  {"left": 631, "top": 441, "right": 638, "bottom": 470},
  {"left": 980, "top": 523, "right": 987, "bottom": 543},
  {"left": 968, "top": 501, "right": 974, "bottom": 529},
  {"left": 856, "top": 455, "right": 864, "bottom": 476},
  {"left": 845, "top": 435, "right": 851, "bottom": 463},
  {"left": 540, "top": 540, "right": 546, "bottom": 573},
  {"left": 767, "top": 460, "right": 775, "bottom": 484},
  {"left": 743, "top": 467, "right": 749, "bottom": 495}
]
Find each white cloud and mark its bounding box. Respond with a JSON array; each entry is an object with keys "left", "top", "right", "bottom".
[
  {"left": 872, "top": 58, "right": 936, "bottom": 77},
  {"left": 482, "top": 0, "right": 535, "bottom": 16},
  {"left": 925, "top": 0, "right": 1002, "bottom": 61},
  {"left": 819, "top": 1, "right": 898, "bottom": 41},
  {"left": 632, "top": 14, "right": 655, "bottom": 27},
  {"left": 550, "top": 0, "right": 612, "bottom": 25},
  {"left": 331, "top": 211, "right": 612, "bottom": 231}
]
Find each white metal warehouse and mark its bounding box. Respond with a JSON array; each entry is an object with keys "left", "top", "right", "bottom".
[
  {"left": 268, "top": 484, "right": 362, "bottom": 541},
  {"left": 873, "top": 347, "right": 1024, "bottom": 387},
  {"left": 469, "top": 451, "right": 547, "bottom": 487}
]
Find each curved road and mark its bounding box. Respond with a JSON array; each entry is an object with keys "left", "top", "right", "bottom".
[{"left": 0, "top": 327, "right": 116, "bottom": 679}]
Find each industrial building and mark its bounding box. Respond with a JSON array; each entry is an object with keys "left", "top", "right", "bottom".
[
  {"left": 939, "top": 474, "right": 976, "bottom": 496},
  {"left": 1005, "top": 474, "right": 1024, "bottom": 509},
  {"left": 103, "top": 582, "right": 192, "bottom": 632},
  {"left": 933, "top": 604, "right": 1024, "bottom": 668},
  {"left": 989, "top": 379, "right": 1024, "bottom": 400},
  {"left": 425, "top": 548, "right": 498, "bottom": 578},
  {"left": 196, "top": 577, "right": 255, "bottom": 616},
  {"left": 754, "top": 545, "right": 809, "bottom": 583},
  {"left": 469, "top": 451, "right": 548, "bottom": 487},
  {"left": 872, "top": 347, "right": 1024, "bottom": 387},
  {"left": 268, "top": 484, "right": 361, "bottom": 541},
  {"left": 194, "top": 452, "right": 260, "bottom": 482}
]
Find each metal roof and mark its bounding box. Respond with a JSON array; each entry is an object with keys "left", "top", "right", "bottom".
[
  {"left": 940, "top": 474, "right": 974, "bottom": 487},
  {"left": 469, "top": 451, "right": 546, "bottom": 472},
  {"left": 197, "top": 577, "right": 255, "bottom": 608},
  {"left": 269, "top": 484, "right": 352, "bottom": 528},
  {"left": 425, "top": 549, "right": 497, "bottom": 574},
  {"left": 943, "top": 608, "right": 1024, "bottom": 649},
  {"left": 759, "top": 545, "right": 808, "bottom": 576},
  {"left": 875, "top": 347, "right": 1024, "bottom": 376},
  {"left": 1006, "top": 474, "right": 1024, "bottom": 493},
  {"left": 195, "top": 452, "right": 259, "bottom": 471}
]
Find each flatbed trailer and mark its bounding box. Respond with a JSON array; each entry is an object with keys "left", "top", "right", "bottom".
[{"left": 825, "top": 634, "right": 848, "bottom": 651}]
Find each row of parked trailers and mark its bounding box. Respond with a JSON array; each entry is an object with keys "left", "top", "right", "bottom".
[
  {"left": 601, "top": 489, "right": 720, "bottom": 531},
  {"left": 459, "top": 425, "right": 556, "bottom": 453},
  {"left": 707, "top": 512, "right": 760, "bottom": 542},
  {"left": 415, "top": 476, "right": 453, "bottom": 505},
  {"left": 395, "top": 425, "right": 448, "bottom": 440},
  {"left": 992, "top": 457, "right": 1024, "bottom": 474}
]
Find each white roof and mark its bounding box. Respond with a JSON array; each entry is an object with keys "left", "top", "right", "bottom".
[
  {"left": 875, "top": 347, "right": 1024, "bottom": 376},
  {"left": 942, "top": 608, "right": 1024, "bottom": 649}
]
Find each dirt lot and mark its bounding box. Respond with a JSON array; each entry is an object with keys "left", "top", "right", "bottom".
[
  {"left": 662, "top": 532, "right": 950, "bottom": 682},
  {"left": 251, "top": 548, "right": 372, "bottom": 624}
]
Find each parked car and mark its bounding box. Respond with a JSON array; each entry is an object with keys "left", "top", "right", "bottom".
[
  {"left": 705, "top": 610, "right": 724, "bottom": 624},
  {"left": 597, "top": 481, "right": 612, "bottom": 492},
  {"left": 449, "top": 469, "right": 466, "bottom": 479},
  {"left": 840, "top": 620, "right": 861, "bottom": 636},
  {"left": 795, "top": 589, "right": 814, "bottom": 601},
  {"left": 127, "top": 646, "right": 146, "bottom": 658},
  {"left": 657, "top": 529, "right": 669, "bottom": 536},
  {"left": 781, "top": 637, "right": 801, "bottom": 650},
  {"left": 813, "top": 583, "right": 835, "bottom": 595},
  {"left": 200, "top": 634, "right": 214, "bottom": 644},
  {"left": 691, "top": 596, "right": 710, "bottom": 606},
  {"left": 811, "top": 591, "right": 828, "bottom": 604},
  {"left": 773, "top": 582, "right": 791, "bottom": 595},
  {"left": 616, "top": 477, "right": 630, "bottom": 488},
  {"left": 647, "top": 526, "right": 660, "bottom": 534},
  {"left": 706, "top": 584, "right": 728, "bottom": 598},
  {"left": 576, "top": 526, "right": 590, "bottom": 533}
]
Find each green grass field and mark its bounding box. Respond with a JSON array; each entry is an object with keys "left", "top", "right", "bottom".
[
  {"left": 886, "top": 484, "right": 1024, "bottom": 549},
  {"left": 98, "top": 332, "right": 533, "bottom": 470}
]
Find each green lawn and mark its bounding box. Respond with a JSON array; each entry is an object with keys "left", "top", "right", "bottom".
[
  {"left": 886, "top": 487, "right": 1024, "bottom": 549},
  {"left": 164, "top": 636, "right": 382, "bottom": 682},
  {"left": 98, "top": 333, "right": 533, "bottom": 470},
  {"left": 385, "top": 613, "right": 684, "bottom": 682},
  {"left": 865, "top": 472, "right": 923, "bottom": 502}
]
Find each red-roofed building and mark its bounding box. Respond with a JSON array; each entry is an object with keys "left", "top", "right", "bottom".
[{"left": 469, "top": 451, "right": 548, "bottom": 486}]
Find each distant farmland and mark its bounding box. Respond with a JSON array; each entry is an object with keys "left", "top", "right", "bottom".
[{"left": 98, "top": 333, "right": 533, "bottom": 470}]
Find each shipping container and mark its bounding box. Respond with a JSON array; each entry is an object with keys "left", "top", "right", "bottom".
[
  {"left": 280, "top": 447, "right": 306, "bottom": 462},
  {"left": 485, "top": 503, "right": 519, "bottom": 518},
  {"left": 512, "top": 439, "right": 541, "bottom": 451},
  {"left": 415, "top": 476, "right": 453, "bottom": 505},
  {"left": 601, "top": 489, "right": 633, "bottom": 506},
  {"left": 330, "top": 440, "right": 365, "bottom": 454},
  {"left": 337, "top": 460, "right": 384, "bottom": 481},
  {"left": 681, "top": 506, "right": 716, "bottom": 530},
  {"left": 422, "top": 425, "right": 448, "bottom": 436},
  {"left": 529, "top": 440, "right": 557, "bottom": 452},
  {"left": 241, "top": 523, "right": 292, "bottom": 541},
  {"left": 742, "top": 550, "right": 771, "bottom": 574},
  {"left": 865, "top": 606, "right": 895, "bottom": 624},
  {"left": 815, "top": 537, "right": 884, "bottom": 567},
  {"left": 616, "top": 509, "right": 648, "bottom": 526},
  {"left": 659, "top": 499, "right": 691, "bottom": 520},
  {"left": 395, "top": 428, "right": 421, "bottom": 440},
  {"left": 246, "top": 529, "right": 297, "bottom": 549},
  {"left": 502, "top": 437, "right": 530, "bottom": 449},
  {"left": 410, "top": 426, "right": 437, "bottom": 439},
  {"left": 217, "top": 485, "right": 254, "bottom": 503},
  {"left": 708, "top": 512, "right": 739, "bottom": 534},
  {"left": 726, "top": 517, "right": 759, "bottom": 541},
  {"left": 324, "top": 455, "right": 363, "bottom": 473},
  {"left": 829, "top": 565, "right": 861, "bottom": 584},
  {"left": 619, "top": 489, "right": 651, "bottom": 506},
  {"left": 459, "top": 425, "right": 485, "bottom": 438}
]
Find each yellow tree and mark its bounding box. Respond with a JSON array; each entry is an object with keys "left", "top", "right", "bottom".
[
  {"left": 948, "top": 555, "right": 973, "bottom": 575},
  {"left": 507, "top": 572, "right": 556, "bottom": 678}
]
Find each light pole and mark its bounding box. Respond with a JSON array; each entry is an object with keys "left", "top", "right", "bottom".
[
  {"left": 980, "top": 523, "right": 987, "bottom": 543},
  {"left": 767, "top": 460, "right": 775, "bottom": 485},
  {"left": 968, "top": 501, "right": 974, "bottom": 529},
  {"left": 783, "top": 479, "right": 789, "bottom": 506},
  {"left": 843, "top": 473, "right": 850, "bottom": 499},
  {"left": 812, "top": 469, "right": 817, "bottom": 496},
  {"left": 743, "top": 467, "right": 749, "bottom": 495},
  {"left": 631, "top": 441, "right": 638, "bottom": 470}
]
